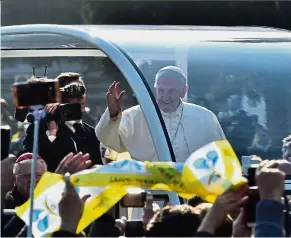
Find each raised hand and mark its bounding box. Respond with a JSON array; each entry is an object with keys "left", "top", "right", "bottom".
[
  {"left": 106, "top": 81, "right": 125, "bottom": 119},
  {"left": 45, "top": 103, "right": 60, "bottom": 115},
  {"left": 256, "top": 160, "right": 285, "bottom": 201},
  {"left": 232, "top": 208, "right": 251, "bottom": 237},
  {"left": 55, "top": 152, "right": 92, "bottom": 175},
  {"left": 115, "top": 216, "right": 127, "bottom": 236},
  {"left": 59, "top": 173, "right": 90, "bottom": 234},
  {"left": 197, "top": 186, "right": 248, "bottom": 235}
]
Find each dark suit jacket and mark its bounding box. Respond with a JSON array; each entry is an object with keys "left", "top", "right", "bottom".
[
  {"left": 18, "top": 120, "right": 102, "bottom": 172},
  {"left": 2, "top": 187, "right": 27, "bottom": 237}
]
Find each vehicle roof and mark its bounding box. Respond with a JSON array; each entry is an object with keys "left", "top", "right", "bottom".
[
  {"left": 2, "top": 24, "right": 291, "bottom": 51},
  {"left": 72, "top": 25, "right": 291, "bottom": 43},
  {"left": 74, "top": 24, "right": 290, "bottom": 32}
]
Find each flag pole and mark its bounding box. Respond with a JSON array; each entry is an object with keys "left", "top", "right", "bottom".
[{"left": 27, "top": 105, "right": 45, "bottom": 237}]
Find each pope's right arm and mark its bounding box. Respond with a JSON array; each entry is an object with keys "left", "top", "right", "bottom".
[{"left": 95, "top": 107, "right": 133, "bottom": 153}]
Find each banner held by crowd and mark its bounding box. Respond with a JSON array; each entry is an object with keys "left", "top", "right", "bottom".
[{"left": 15, "top": 140, "right": 247, "bottom": 237}]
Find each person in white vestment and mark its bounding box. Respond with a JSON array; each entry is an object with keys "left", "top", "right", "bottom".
[
  {"left": 95, "top": 66, "right": 226, "bottom": 163},
  {"left": 96, "top": 66, "right": 226, "bottom": 220}
]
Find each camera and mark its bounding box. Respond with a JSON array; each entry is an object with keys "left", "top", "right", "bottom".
[
  {"left": 15, "top": 103, "right": 82, "bottom": 123},
  {"left": 60, "top": 83, "right": 86, "bottom": 99},
  {"left": 12, "top": 78, "right": 61, "bottom": 108},
  {"left": 45, "top": 103, "right": 82, "bottom": 123}
]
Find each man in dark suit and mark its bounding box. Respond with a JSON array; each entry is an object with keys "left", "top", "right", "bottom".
[
  {"left": 219, "top": 94, "right": 255, "bottom": 161},
  {"left": 18, "top": 72, "right": 102, "bottom": 171}
]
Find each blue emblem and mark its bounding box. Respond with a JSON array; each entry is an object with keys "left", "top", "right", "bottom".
[
  {"left": 206, "top": 151, "right": 219, "bottom": 166},
  {"left": 132, "top": 160, "right": 143, "bottom": 171},
  {"left": 193, "top": 158, "right": 210, "bottom": 169},
  {"left": 208, "top": 173, "right": 221, "bottom": 185},
  {"left": 119, "top": 160, "right": 129, "bottom": 168},
  {"left": 37, "top": 214, "right": 49, "bottom": 232},
  {"left": 111, "top": 159, "right": 143, "bottom": 171},
  {"left": 111, "top": 159, "right": 129, "bottom": 169},
  {"left": 32, "top": 209, "right": 44, "bottom": 222}
]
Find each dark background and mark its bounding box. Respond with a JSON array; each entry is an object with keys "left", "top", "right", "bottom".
[{"left": 2, "top": 0, "right": 291, "bottom": 30}]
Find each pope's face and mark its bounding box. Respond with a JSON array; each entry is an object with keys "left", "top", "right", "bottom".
[{"left": 156, "top": 77, "right": 186, "bottom": 113}]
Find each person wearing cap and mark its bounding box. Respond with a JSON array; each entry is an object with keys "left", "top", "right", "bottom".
[
  {"left": 2, "top": 151, "right": 93, "bottom": 237},
  {"left": 4, "top": 153, "right": 47, "bottom": 210},
  {"left": 96, "top": 66, "right": 225, "bottom": 162},
  {"left": 2, "top": 153, "right": 47, "bottom": 236}
]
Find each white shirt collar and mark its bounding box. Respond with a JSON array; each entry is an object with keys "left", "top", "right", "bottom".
[
  {"left": 161, "top": 102, "right": 184, "bottom": 118},
  {"left": 65, "top": 120, "right": 82, "bottom": 133}
]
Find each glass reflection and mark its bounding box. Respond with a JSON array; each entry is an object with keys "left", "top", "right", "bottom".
[{"left": 131, "top": 42, "right": 291, "bottom": 161}]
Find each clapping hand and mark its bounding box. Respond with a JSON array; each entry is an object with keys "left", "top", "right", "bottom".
[{"left": 55, "top": 152, "right": 92, "bottom": 175}]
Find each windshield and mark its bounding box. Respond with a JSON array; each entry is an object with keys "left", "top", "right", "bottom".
[
  {"left": 2, "top": 28, "right": 291, "bottom": 164},
  {"left": 120, "top": 41, "right": 291, "bottom": 160}
]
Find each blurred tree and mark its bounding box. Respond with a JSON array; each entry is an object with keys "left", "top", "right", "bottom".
[{"left": 2, "top": 0, "right": 291, "bottom": 30}]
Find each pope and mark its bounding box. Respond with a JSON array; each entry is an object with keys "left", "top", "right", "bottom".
[{"left": 96, "top": 66, "right": 225, "bottom": 163}]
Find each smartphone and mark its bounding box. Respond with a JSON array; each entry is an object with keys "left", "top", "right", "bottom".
[
  {"left": 244, "top": 187, "right": 260, "bottom": 228},
  {"left": 12, "top": 79, "right": 60, "bottom": 108},
  {"left": 248, "top": 164, "right": 259, "bottom": 187}
]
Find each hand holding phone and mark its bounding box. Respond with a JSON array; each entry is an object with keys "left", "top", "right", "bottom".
[{"left": 233, "top": 208, "right": 252, "bottom": 237}]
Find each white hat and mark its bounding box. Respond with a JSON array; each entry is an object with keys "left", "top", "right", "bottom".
[{"left": 155, "top": 66, "right": 187, "bottom": 86}]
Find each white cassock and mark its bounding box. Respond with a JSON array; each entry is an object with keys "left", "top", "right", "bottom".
[
  {"left": 95, "top": 102, "right": 225, "bottom": 219},
  {"left": 96, "top": 102, "right": 225, "bottom": 163}
]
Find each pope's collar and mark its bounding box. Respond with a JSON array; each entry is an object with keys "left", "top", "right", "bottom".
[{"left": 161, "top": 102, "right": 184, "bottom": 118}]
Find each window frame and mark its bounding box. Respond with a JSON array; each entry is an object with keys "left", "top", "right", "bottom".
[{"left": 1, "top": 25, "right": 181, "bottom": 206}]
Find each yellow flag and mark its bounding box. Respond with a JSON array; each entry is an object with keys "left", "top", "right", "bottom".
[{"left": 15, "top": 140, "right": 246, "bottom": 237}]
